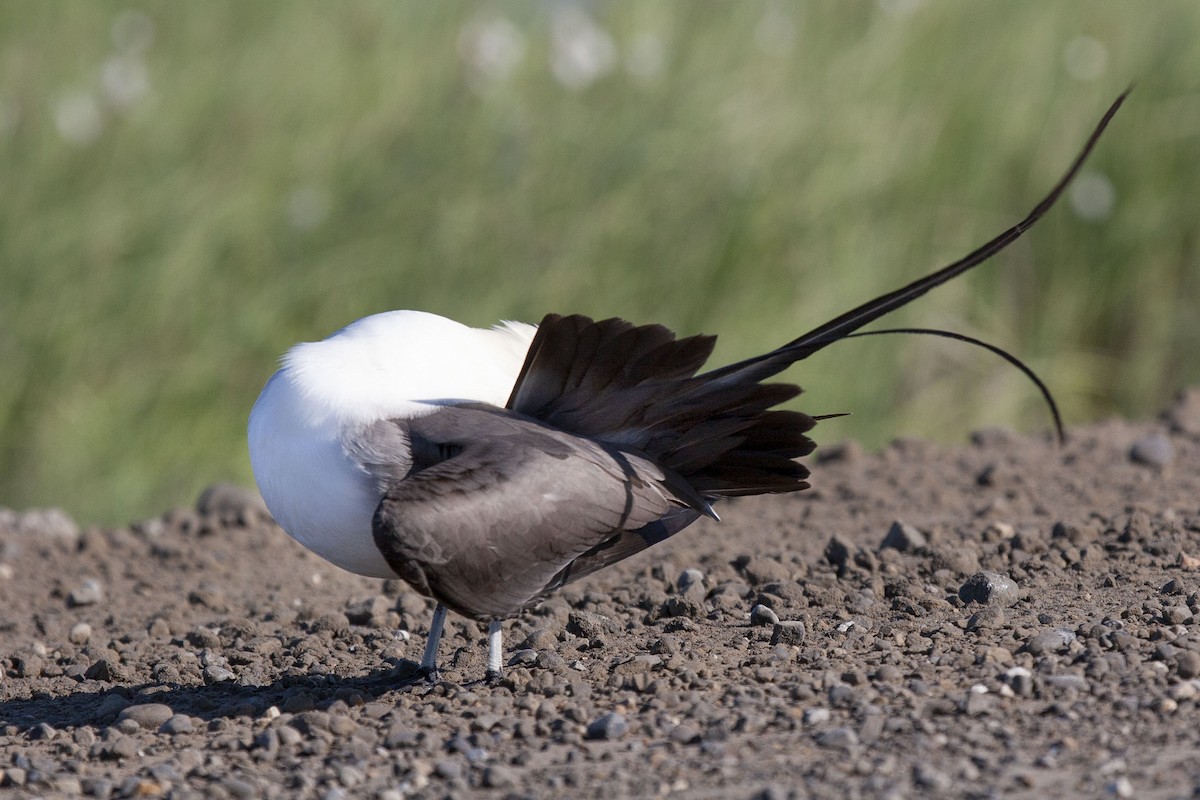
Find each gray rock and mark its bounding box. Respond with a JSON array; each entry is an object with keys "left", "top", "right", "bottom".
[
  {"left": 770, "top": 620, "right": 807, "bottom": 646},
  {"left": 566, "top": 610, "right": 621, "bottom": 638},
  {"left": 68, "top": 578, "right": 104, "bottom": 607},
  {"left": 203, "top": 664, "right": 236, "bottom": 684},
  {"left": 344, "top": 595, "right": 390, "bottom": 626},
  {"left": 750, "top": 603, "right": 779, "bottom": 626},
  {"left": 482, "top": 765, "right": 517, "bottom": 788},
  {"left": 68, "top": 622, "right": 92, "bottom": 644},
  {"left": 676, "top": 568, "right": 705, "bottom": 594},
  {"left": 881, "top": 520, "right": 926, "bottom": 552},
  {"left": 958, "top": 571, "right": 1020, "bottom": 607},
  {"left": 196, "top": 483, "right": 270, "bottom": 519},
  {"left": 966, "top": 606, "right": 1006, "bottom": 631},
  {"left": 802, "top": 707, "right": 831, "bottom": 725},
  {"left": 160, "top": 715, "right": 194, "bottom": 735},
  {"left": 1022, "top": 628, "right": 1078, "bottom": 656},
  {"left": 1175, "top": 651, "right": 1200, "bottom": 679},
  {"left": 1130, "top": 434, "right": 1174, "bottom": 467},
  {"left": 118, "top": 703, "right": 174, "bottom": 729},
  {"left": 815, "top": 727, "right": 858, "bottom": 749},
  {"left": 586, "top": 712, "right": 628, "bottom": 740}
]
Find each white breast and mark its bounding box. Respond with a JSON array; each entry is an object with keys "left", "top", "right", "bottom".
[{"left": 247, "top": 310, "right": 537, "bottom": 578}]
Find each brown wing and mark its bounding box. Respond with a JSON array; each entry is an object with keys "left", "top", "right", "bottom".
[{"left": 362, "top": 405, "right": 686, "bottom": 619}]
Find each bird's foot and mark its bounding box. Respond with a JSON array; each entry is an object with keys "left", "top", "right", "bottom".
[
  {"left": 415, "top": 665, "right": 441, "bottom": 684},
  {"left": 484, "top": 667, "right": 503, "bottom": 685}
]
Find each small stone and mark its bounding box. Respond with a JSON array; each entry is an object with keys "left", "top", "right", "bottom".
[
  {"left": 1129, "top": 434, "right": 1174, "bottom": 467},
  {"left": 802, "top": 707, "right": 831, "bottom": 725},
  {"left": 914, "top": 764, "right": 953, "bottom": 791},
  {"left": 1107, "top": 776, "right": 1134, "bottom": 798},
  {"left": 676, "top": 568, "right": 705, "bottom": 594},
  {"left": 670, "top": 724, "right": 701, "bottom": 744},
  {"left": 482, "top": 765, "right": 517, "bottom": 789},
  {"left": 203, "top": 665, "right": 236, "bottom": 684},
  {"left": 160, "top": 715, "right": 194, "bottom": 735},
  {"left": 815, "top": 727, "right": 858, "bottom": 749},
  {"left": 1022, "top": 628, "right": 1077, "bottom": 656},
  {"left": 873, "top": 665, "right": 902, "bottom": 683},
  {"left": 966, "top": 606, "right": 1006, "bottom": 631},
  {"left": 103, "top": 734, "right": 139, "bottom": 760},
  {"left": 68, "top": 578, "right": 104, "bottom": 607},
  {"left": 881, "top": 520, "right": 926, "bottom": 552},
  {"left": 69, "top": 622, "right": 92, "bottom": 644},
  {"left": 28, "top": 722, "right": 56, "bottom": 741},
  {"left": 118, "top": 703, "right": 175, "bottom": 729},
  {"left": 344, "top": 596, "right": 390, "bottom": 626},
  {"left": 566, "top": 611, "right": 621, "bottom": 638},
  {"left": 1164, "top": 605, "right": 1193, "bottom": 625},
  {"left": 1175, "top": 651, "right": 1200, "bottom": 679},
  {"left": 586, "top": 712, "right": 628, "bottom": 740},
  {"left": 958, "top": 571, "right": 1020, "bottom": 607},
  {"left": 2, "top": 768, "right": 27, "bottom": 787},
  {"left": 196, "top": 482, "right": 269, "bottom": 519},
  {"left": 434, "top": 760, "right": 462, "bottom": 780},
  {"left": 770, "top": 620, "right": 807, "bottom": 646},
  {"left": 508, "top": 648, "right": 538, "bottom": 666},
  {"left": 824, "top": 537, "right": 851, "bottom": 575},
  {"left": 85, "top": 659, "right": 120, "bottom": 682},
  {"left": 750, "top": 604, "right": 779, "bottom": 626}
]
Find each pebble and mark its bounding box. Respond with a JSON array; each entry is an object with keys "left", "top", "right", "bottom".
[
  {"left": 482, "top": 765, "right": 517, "bottom": 788},
  {"left": 68, "top": 578, "right": 104, "bottom": 607},
  {"left": 160, "top": 715, "right": 194, "bottom": 735},
  {"left": 815, "top": 727, "right": 858, "bottom": 749},
  {"left": 1022, "top": 628, "right": 1078, "bottom": 656},
  {"left": 770, "top": 621, "right": 806, "bottom": 646},
  {"left": 880, "top": 520, "right": 926, "bottom": 552},
  {"left": 966, "top": 606, "right": 1006, "bottom": 631},
  {"left": 68, "top": 622, "right": 92, "bottom": 644},
  {"left": 1175, "top": 651, "right": 1200, "bottom": 679},
  {"left": 586, "top": 712, "right": 628, "bottom": 740},
  {"left": 203, "top": 664, "right": 236, "bottom": 684},
  {"left": 118, "top": 703, "right": 175, "bottom": 729},
  {"left": 677, "top": 568, "right": 705, "bottom": 594},
  {"left": 196, "top": 482, "right": 270, "bottom": 519},
  {"left": 802, "top": 707, "right": 831, "bottom": 725},
  {"left": 958, "top": 572, "right": 1020, "bottom": 607},
  {"left": 1129, "top": 434, "right": 1174, "bottom": 467},
  {"left": 749, "top": 604, "right": 779, "bottom": 626}
]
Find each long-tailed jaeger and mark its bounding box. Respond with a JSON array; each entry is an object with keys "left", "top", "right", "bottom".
[{"left": 248, "top": 92, "right": 1125, "bottom": 682}]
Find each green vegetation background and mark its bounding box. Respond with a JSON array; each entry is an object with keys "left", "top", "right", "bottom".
[{"left": 2, "top": 2, "right": 1198, "bottom": 525}]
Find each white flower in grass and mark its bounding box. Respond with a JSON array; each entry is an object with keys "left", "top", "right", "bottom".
[
  {"left": 100, "top": 55, "right": 150, "bottom": 111},
  {"left": 459, "top": 15, "right": 526, "bottom": 85},
  {"left": 1063, "top": 36, "right": 1108, "bottom": 82},
  {"left": 53, "top": 91, "right": 104, "bottom": 145},
  {"left": 550, "top": 5, "right": 616, "bottom": 91},
  {"left": 1068, "top": 170, "right": 1115, "bottom": 221}
]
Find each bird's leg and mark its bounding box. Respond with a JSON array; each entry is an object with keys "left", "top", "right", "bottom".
[
  {"left": 485, "top": 620, "right": 503, "bottom": 682},
  {"left": 418, "top": 603, "right": 447, "bottom": 682}
]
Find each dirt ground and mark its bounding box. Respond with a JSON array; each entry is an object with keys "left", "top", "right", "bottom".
[{"left": 5, "top": 391, "right": 1200, "bottom": 799}]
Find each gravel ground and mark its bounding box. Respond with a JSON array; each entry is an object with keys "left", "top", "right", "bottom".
[{"left": 5, "top": 391, "right": 1200, "bottom": 799}]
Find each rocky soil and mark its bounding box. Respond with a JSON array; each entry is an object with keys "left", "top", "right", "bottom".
[{"left": 6, "top": 391, "right": 1200, "bottom": 799}]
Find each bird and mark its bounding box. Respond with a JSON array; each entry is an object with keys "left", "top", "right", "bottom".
[{"left": 248, "top": 92, "right": 1126, "bottom": 683}]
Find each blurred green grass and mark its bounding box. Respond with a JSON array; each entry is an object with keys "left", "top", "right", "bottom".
[{"left": 1, "top": 2, "right": 1198, "bottom": 525}]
